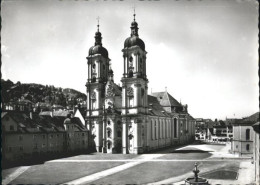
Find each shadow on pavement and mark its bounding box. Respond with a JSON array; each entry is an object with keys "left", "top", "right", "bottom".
[{"left": 170, "top": 149, "right": 210, "bottom": 153}]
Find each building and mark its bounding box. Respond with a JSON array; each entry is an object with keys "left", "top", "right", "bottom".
[
  {"left": 231, "top": 112, "right": 259, "bottom": 157},
  {"left": 252, "top": 121, "right": 259, "bottom": 183},
  {"left": 1, "top": 110, "right": 89, "bottom": 164},
  {"left": 85, "top": 13, "right": 195, "bottom": 154},
  {"left": 195, "top": 118, "right": 214, "bottom": 141},
  {"left": 207, "top": 121, "right": 233, "bottom": 144}
]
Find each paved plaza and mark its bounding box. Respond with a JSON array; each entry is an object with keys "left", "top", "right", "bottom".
[{"left": 2, "top": 143, "right": 255, "bottom": 185}]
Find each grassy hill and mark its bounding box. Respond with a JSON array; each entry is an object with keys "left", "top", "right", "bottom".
[{"left": 1, "top": 79, "right": 86, "bottom": 108}]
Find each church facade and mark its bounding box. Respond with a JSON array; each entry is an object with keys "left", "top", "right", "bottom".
[{"left": 85, "top": 14, "right": 195, "bottom": 154}]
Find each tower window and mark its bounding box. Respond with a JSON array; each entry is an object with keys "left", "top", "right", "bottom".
[
  {"left": 140, "top": 58, "right": 143, "bottom": 71},
  {"left": 246, "top": 129, "right": 250, "bottom": 140},
  {"left": 129, "top": 57, "right": 133, "bottom": 66}
]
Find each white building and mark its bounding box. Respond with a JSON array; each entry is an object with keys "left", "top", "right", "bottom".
[{"left": 85, "top": 14, "right": 195, "bottom": 154}]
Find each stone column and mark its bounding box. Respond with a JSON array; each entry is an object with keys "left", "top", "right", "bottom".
[
  {"left": 135, "top": 53, "right": 138, "bottom": 73},
  {"left": 95, "top": 121, "right": 101, "bottom": 152},
  {"left": 123, "top": 55, "right": 126, "bottom": 77},
  {"left": 122, "top": 118, "right": 129, "bottom": 154},
  {"left": 134, "top": 86, "right": 138, "bottom": 108},
  {"left": 126, "top": 56, "right": 129, "bottom": 77},
  {"left": 88, "top": 63, "right": 90, "bottom": 80},
  {"left": 122, "top": 86, "right": 126, "bottom": 114},
  {"left": 102, "top": 116, "right": 107, "bottom": 153},
  {"left": 134, "top": 84, "right": 141, "bottom": 108}
]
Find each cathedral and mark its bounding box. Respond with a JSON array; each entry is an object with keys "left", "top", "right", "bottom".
[{"left": 85, "top": 13, "right": 196, "bottom": 154}]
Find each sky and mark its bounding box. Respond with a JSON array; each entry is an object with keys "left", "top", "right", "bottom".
[{"left": 1, "top": 0, "right": 259, "bottom": 120}]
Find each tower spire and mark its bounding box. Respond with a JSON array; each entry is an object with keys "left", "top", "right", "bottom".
[
  {"left": 97, "top": 16, "right": 100, "bottom": 32},
  {"left": 130, "top": 6, "right": 139, "bottom": 37},
  {"left": 94, "top": 16, "right": 102, "bottom": 46},
  {"left": 133, "top": 6, "right": 136, "bottom": 21}
]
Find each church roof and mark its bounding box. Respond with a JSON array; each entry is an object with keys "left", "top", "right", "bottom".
[
  {"left": 151, "top": 91, "right": 182, "bottom": 107},
  {"left": 252, "top": 122, "right": 260, "bottom": 133},
  {"left": 124, "top": 36, "right": 145, "bottom": 51},
  {"left": 233, "top": 112, "right": 259, "bottom": 126},
  {"left": 243, "top": 112, "right": 259, "bottom": 122},
  {"left": 148, "top": 95, "right": 170, "bottom": 117}
]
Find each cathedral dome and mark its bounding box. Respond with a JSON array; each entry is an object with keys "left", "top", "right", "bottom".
[
  {"left": 124, "top": 14, "right": 145, "bottom": 51},
  {"left": 89, "top": 45, "right": 108, "bottom": 58},
  {"left": 124, "top": 36, "right": 145, "bottom": 51},
  {"left": 88, "top": 25, "right": 109, "bottom": 58}
]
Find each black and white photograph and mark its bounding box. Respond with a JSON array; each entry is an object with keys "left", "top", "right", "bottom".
[{"left": 1, "top": 0, "right": 259, "bottom": 184}]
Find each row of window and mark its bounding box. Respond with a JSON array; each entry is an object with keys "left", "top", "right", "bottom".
[
  {"left": 8, "top": 139, "right": 88, "bottom": 152},
  {"left": 150, "top": 119, "right": 178, "bottom": 140},
  {"left": 107, "top": 129, "right": 122, "bottom": 138},
  {"left": 8, "top": 146, "right": 23, "bottom": 152},
  {"left": 235, "top": 144, "right": 250, "bottom": 151},
  {"left": 18, "top": 132, "right": 86, "bottom": 141}
]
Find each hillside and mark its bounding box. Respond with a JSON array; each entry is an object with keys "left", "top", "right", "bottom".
[{"left": 1, "top": 79, "right": 86, "bottom": 108}]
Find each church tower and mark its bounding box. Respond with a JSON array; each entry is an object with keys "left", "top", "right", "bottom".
[
  {"left": 86, "top": 21, "right": 110, "bottom": 152},
  {"left": 121, "top": 12, "right": 148, "bottom": 154}
]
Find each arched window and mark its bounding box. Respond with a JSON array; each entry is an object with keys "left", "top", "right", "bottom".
[
  {"left": 91, "top": 92, "right": 96, "bottom": 109},
  {"left": 151, "top": 120, "right": 153, "bottom": 140},
  {"left": 127, "top": 87, "right": 134, "bottom": 107},
  {"left": 174, "top": 118, "right": 177, "bottom": 138},
  {"left": 107, "top": 141, "right": 111, "bottom": 149},
  {"left": 91, "top": 100, "right": 96, "bottom": 109},
  {"left": 158, "top": 121, "right": 161, "bottom": 139},
  {"left": 129, "top": 57, "right": 133, "bottom": 67},
  {"left": 107, "top": 120, "right": 111, "bottom": 125},
  {"left": 155, "top": 121, "right": 157, "bottom": 140},
  {"left": 162, "top": 121, "right": 164, "bottom": 138},
  {"left": 92, "top": 64, "right": 96, "bottom": 73},
  {"left": 141, "top": 88, "right": 145, "bottom": 105},
  {"left": 107, "top": 129, "right": 111, "bottom": 138},
  {"left": 140, "top": 58, "right": 143, "bottom": 70},
  {"left": 246, "top": 129, "right": 250, "bottom": 140},
  {"left": 246, "top": 144, "right": 250, "bottom": 151}
]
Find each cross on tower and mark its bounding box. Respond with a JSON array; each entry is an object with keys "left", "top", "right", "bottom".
[
  {"left": 97, "top": 16, "right": 100, "bottom": 31},
  {"left": 132, "top": 5, "right": 136, "bottom": 21}
]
